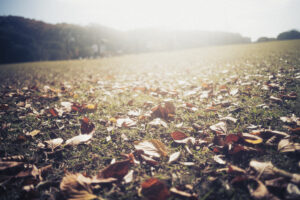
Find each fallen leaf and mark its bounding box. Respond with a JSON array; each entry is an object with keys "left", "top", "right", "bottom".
[
  {"left": 168, "top": 152, "right": 181, "bottom": 164},
  {"left": 116, "top": 118, "right": 136, "bottom": 128},
  {"left": 242, "top": 133, "right": 263, "bottom": 144},
  {"left": 210, "top": 122, "right": 227, "bottom": 135},
  {"left": 213, "top": 155, "right": 226, "bottom": 165},
  {"left": 26, "top": 130, "right": 41, "bottom": 137},
  {"left": 141, "top": 178, "right": 170, "bottom": 200},
  {"left": 80, "top": 117, "right": 95, "bottom": 134},
  {"left": 148, "top": 118, "right": 168, "bottom": 128},
  {"left": 247, "top": 177, "right": 278, "bottom": 200},
  {"left": 134, "top": 140, "right": 168, "bottom": 158},
  {"left": 98, "top": 158, "right": 132, "bottom": 180},
  {"left": 60, "top": 172, "right": 97, "bottom": 200},
  {"left": 45, "top": 138, "right": 64, "bottom": 150},
  {"left": 65, "top": 134, "right": 93, "bottom": 146},
  {"left": 48, "top": 108, "right": 58, "bottom": 117},
  {"left": 278, "top": 139, "right": 300, "bottom": 153},
  {"left": 170, "top": 187, "right": 195, "bottom": 198}
]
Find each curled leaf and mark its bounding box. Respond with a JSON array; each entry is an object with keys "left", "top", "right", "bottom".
[
  {"left": 60, "top": 172, "right": 97, "bottom": 200},
  {"left": 278, "top": 139, "right": 300, "bottom": 153},
  {"left": 210, "top": 122, "right": 227, "bottom": 135}
]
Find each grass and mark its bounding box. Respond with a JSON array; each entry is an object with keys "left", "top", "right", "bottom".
[{"left": 0, "top": 40, "right": 300, "bottom": 199}]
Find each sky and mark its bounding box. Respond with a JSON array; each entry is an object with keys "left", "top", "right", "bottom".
[{"left": 0, "top": 0, "right": 299, "bottom": 41}]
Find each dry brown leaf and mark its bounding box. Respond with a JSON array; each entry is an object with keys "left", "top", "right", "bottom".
[
  {"left": 80, "top": 117, "right": 95, "bottom": 134},
  {"left": 26, "top": 130, "right": 41, "bottom": 137},
  {"left": 60, "top": 172, "right": 97, "bottom": 200},
  {"left": 278, "top": 139, "right": 300, "bottom": 153},
  {"left": 134, "top": 139, "right": 168, "bottom": 158},
  {"left": 116, "top": 118, "right": 137, "bottom": 128},
  {"left": 141, "top": 178, "right": 170, "bottom": 200},
  {"left": 97, "top": 158, "right": 133, "bottom": 180},
  {"left": 170, "top": 187, "right": 195, "bottom": 198},
  {"left": 247, "top": 177, "right": 279, "bottom": 200}
]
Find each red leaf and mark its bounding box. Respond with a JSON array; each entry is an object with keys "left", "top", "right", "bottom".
[
  {"left": 97, "top": 159, "right": 132, "bottom": 180},
  {"left": 225, "top": 134, "right": 240, "bottom": 144},
  {"left": 171, "top": 131, "right": 188, "bottom": 140},
  {"left": 141, "top": 178, "right": 170, "bottom": 200},
  {"left": 229, "top": 144, "right": 245, "bottom": 154},
  {"left": 80, "top": 117, "right": 95, "bottom": 134},
  {"left": 49, "top": 108, "right": 58, "bottom": 117}
]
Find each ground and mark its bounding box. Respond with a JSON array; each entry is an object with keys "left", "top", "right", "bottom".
[{"left": 0, "top": 40, "right": 300, "bottom": 200}]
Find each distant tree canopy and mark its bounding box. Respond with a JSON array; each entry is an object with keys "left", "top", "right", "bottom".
[
  {"left": 256, "top": 37, "right": 276, "bottom": 43},
  {"left": 277, "top": 30, "right": 300, "bottom": 40},
  {"left": 0, "top": 16, "right": 253, "bottom": 64}
]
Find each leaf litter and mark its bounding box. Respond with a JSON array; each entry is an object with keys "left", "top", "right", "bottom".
[{"left": 0, "top": 41, "right": 300, "bottom": 199}]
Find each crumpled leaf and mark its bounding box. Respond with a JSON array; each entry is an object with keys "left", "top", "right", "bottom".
[
  {"left": 26, "top": 129, "right": 41, "bottom": 137},
  {"left": 134, "top": 139, "right": 168, "bottom": 158},
  {"left": 60, "top": 172, "right": 97, "bottom": 200},
  {"left": 210, "top": 122, "right": 227, "bottom": 135},
  {"left": 168, "top": 151, "right": 181, "bottom": 164},
  {"left": 230, "top": 88, "right": 239, "bottom": 96},
  {"left": 278, "top": 139, "right": 300, "bottom": 153},
  {"left": 151, "top": 101, "right": 175, "bottom": 120},
  {"left": 141, "top": 178, "right": 170, "bottom": 200},
  {"left": 65, "top": 134, "right": 93, "bottom": 146},
  {"left": 250, "top": 160, "right": 300, "bottom": 183},
  {"left": 45, "top": 138, "right": 64, "bottom": 150},
  {"left": 286, "top": 183, "right": 300, "bottom": 199},
  {"left": 247, "top": 177, "right": 279, "bottom": 200},
  {"left": 280, "top": 114, "right": 300, "bottom": 125}
]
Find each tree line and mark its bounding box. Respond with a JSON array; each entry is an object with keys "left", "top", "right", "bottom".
[{"left": 0, "top": 15, "right": 280, "bottom": 64}]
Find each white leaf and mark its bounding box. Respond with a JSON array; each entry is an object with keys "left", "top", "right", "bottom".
[
  {"left": 210, "top": 122, "right": 227, "bottom": 134},
  {"left": 45, "top": 138, "right": 63, "bottom": 149},
  {"left": 134, "top": 141, "right": 160, "bottom": 158},
  {"left": 123, "top": 170, "right": 134, "bottom": 183},
  {"left": 65, "top": 134, "right": 93, "bottom": 146},
  {"left": 148, "top": 118, "right": 168, "bottom": 128},
  {"left": 278, "top": 139, "right": 300, "bottom": 153},
  {"left": 213, "top": 155, "right": 226, "bottom": 165},
  {"left": 168, "top": 152, "right": 181, "bottom": 164}
]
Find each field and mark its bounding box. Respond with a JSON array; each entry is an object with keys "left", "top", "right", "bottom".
[{"left": 0, "top": 40, "right": 300, "bottom": 200}]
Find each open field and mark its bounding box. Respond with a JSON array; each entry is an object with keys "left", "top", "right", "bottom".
[{"left": 1, "top": 40, "right": 300, "bottom": 200}]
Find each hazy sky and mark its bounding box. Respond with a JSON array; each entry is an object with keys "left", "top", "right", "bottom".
[{"left": 0, "top": 0, "right": 299, "bottom": 40}]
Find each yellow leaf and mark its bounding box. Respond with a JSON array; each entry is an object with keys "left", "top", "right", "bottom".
[
  {"left": 86, "top": 104, "right": 96, "bottom": 110},
  {"left": 245, "top": 138, "right": 263, "bottom": 144},
  {"left": 28, "top": 130, "right": 40, "bottom": 137},
  {"left": 109, "top": 118, "right": 117, "bottom": 123}
]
